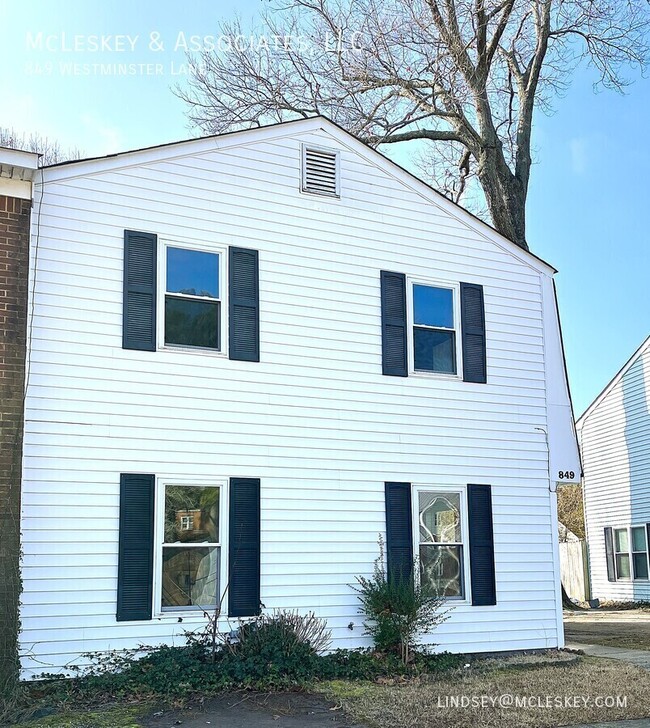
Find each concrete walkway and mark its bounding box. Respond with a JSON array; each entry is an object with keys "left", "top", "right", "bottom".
[{"left": 565, "top": 642, "right": 650, "bottom": 671}]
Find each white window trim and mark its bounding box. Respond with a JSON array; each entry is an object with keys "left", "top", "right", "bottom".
[
  {"left": 412, "top": 484, "right": 471, "bottom": 604},
  {"left": 153, "top": 477, "right": 228, "bottom": 618},
  {"left": 157, "top": 239, "right": 228, "bottom": 357},
  {"left": 300, "top": 143, "right": 341, "bottom": 199},
  {"left": 613, "top": 524, "right": 650, "bottom": 582},
  {"left": 407, "top": 277, "right": 462, "bottom": 379}
]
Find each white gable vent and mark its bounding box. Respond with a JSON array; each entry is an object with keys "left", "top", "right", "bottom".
[{"left": 301, "top": 144, "right": 340, "bottom": 198}]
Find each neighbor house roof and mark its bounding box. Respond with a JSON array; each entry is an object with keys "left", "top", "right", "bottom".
[
  {"left": 576, "top": 335, "right": 650, "bottom": 428},
  {"left": 39, "top": 115, "right": 557, "bottom": 275}
]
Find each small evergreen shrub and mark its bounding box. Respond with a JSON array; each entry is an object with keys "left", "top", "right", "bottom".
[{"left": 354, "top": 540, "right": 451, "bottom": 663}]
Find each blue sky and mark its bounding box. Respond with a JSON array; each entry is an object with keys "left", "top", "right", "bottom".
[{"left": 1, "top": 1, "right": 648, "bottom": 416}]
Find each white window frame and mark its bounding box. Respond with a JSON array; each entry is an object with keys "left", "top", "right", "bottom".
[
  {"left": 412, "top": 484, "right": 470, "bottom": 604},
  {"left": 300, "top": 143, "right": 341, "bottom": 199},
  {"left": 613, "top": 524, "right": 650, "bottom": 581},
  {"left": 158, "top": 240, "right": 228, "bottom": 357},
  {"left": 407, "top": 277, "right": 462, "bottom": 379},
  {"left": 153, "top": 477, "right": 228, "bottom": 617}
]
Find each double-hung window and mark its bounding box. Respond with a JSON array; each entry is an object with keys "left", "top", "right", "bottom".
[
  {"left": 614, "top": 526, "right": 649, "bottom": 580},
  {"left": 411, "top": 282, "right": 459, "bottom": 375},
  {"left": 160, "top": 483, "right": 221, "bottom": 611},
  {"left": 164, "top": 245, "right": 223, "bottom": 351},
  {"left": 417, "top": 490, "right": 465, "bottom": 598}
]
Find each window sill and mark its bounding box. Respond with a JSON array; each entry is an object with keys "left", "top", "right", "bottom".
[
  {"left": 154, "top": 609, "right": 218, "bottom": 620},
  {"left": 409, "top": 370, "right": 462, "bottom": 381},
  {"left": 614, "top": 578, "right": 650, "bottom": 583},
  {"left": 160, "top": 344, "right": 228, "bottom": 359}
]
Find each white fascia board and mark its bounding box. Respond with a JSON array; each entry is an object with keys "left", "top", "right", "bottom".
[
  {"left": 542, "top": 275, "right": 581, "bottom": 484},
  {"left": 0, "top": 146, "right": 40, "bottom": 173}
]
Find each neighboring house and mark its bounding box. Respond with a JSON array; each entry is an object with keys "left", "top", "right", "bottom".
[
  {"left": 577, "top": 336, "right": 650, "bottom": 602},
  {"left": 0, "top": 117, "right": 580, "bottom": 679}
]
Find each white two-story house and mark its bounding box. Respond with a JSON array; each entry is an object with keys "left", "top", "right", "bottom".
[{"left": 4, "top": 117, "right": 580, "bottom": 678}]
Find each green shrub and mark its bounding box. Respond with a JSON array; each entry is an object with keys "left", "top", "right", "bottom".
[
  {"left": 213, "top": 610, "right": 330, "bottom": 686},
  {"left": 22, "top": 608, "right": 461, "bottom": 715},
  {"left": 354, "top": 540, "right": 450, "bottom": 663}
]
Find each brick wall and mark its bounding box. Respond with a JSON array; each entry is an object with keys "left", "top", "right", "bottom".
[{"left": 0, "top": 193, "right": 31, "bottom": 694}]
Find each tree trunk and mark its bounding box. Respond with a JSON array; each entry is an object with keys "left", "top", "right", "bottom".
[{"left": 477, "top": 148, "right": 528, "bottom": 251}]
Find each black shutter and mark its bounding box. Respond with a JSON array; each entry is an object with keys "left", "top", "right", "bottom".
[
  {"left": 117, "top": 474, "right": 155, "bottom": 621},
  {"left": 229, "top": 247, "right": 260, "bottom": 362},
  {"left": 380, "top": 271, "right": 408, "bottom": 376},
  {"left": 385, "top": 482, "right": 413, "bottom": 584},
  {"left": 228, "top": 477, "right": 261, "bottom": 617},
  {"left": 123, "top": 230, "right": 157, "bottom": 351},
  {"left": 467, "top": 484, "right": 496, "bottom": 606},
  {"left": 605, "top": 527, "right": 616, "bottom": 582},
  {"left": 460, "top": 282, "right": 487, "bottom": 383}
]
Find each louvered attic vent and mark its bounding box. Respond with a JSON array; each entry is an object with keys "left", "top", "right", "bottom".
[{"left": 302, "top": 145, "right": 340, "bottom": 197}]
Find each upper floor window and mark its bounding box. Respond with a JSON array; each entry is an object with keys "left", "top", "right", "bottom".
[
  {"left": 164, "top": 245, "right": 224, "bottom": 351},
  {"left": 411, "top": 282, "right": 459, "bottom": 375},
  {"left": 417, "top": 490, "right": 465, "bottom": 598}
]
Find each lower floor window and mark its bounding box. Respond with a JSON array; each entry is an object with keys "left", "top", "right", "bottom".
[
  {"left": 417, "top": 490, "right": 464, "bottom": 598},
  {"left": 614, "top": 525, "right": 649, "bottom": 580},
  {"left": 161, "top": 483, "right": 221, "bottom": 610}
]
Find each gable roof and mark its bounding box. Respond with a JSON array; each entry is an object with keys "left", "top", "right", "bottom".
[
  {"left": 39, "top": 115, "right": 556, "bottom": 275},
  {"left": 577, "top": 335, "right": 650, "bottom": 428}
]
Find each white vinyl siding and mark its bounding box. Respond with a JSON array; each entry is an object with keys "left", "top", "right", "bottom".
[
  {"left": 579, "top": 340, "right": 650, "bottom": 601},
  {"left": 21, "top": 124, "right": 562, "bottom": 678}
]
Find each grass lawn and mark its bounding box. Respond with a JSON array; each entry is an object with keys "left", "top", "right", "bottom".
[
  {"left": 564, "top": 610, "right": 650, "bottom": 650},
  {"left": 9, "top": 651, "right": 650, "bottom": 728},
  {"left": 321, "top": 654, "right": 650, "bottom": 728},
  {"left": 12, "top": 705, "right": 148, "bottom": 728}
]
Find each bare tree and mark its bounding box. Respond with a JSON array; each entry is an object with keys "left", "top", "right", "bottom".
[
  {"left": 0, "top": 128, "right": 82, "bottom": 166},
  {"left": 557, "top": 483, "right": 585, "bottom": 540},
  {"left": 177, "top": 1, "right": 650, "bottom": 250}
]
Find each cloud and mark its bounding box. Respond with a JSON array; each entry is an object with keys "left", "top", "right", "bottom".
[
  {"left": 570, "top": 137, "right": 589, "bottom": 175},
  {"left": 80, "top": 113, "right": 123, "bottom": 155}
]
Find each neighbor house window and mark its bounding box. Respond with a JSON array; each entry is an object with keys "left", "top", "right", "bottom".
[
  {"left": 632, "top": 527, "right": 649, "bottom": 579},
  {"left": 614, "top": 525, "right": 649, "bottom": 579},
  {"left": 179, "top": 514, "right": 193, "bottom": 531},
  {"left": 614, "top": 526, "right": 649, "bottom": 580},
  {"left": 164, "top": 246, "right": 222, "bottom": 350},
  {"left": 614, "top": 528, "right": 630, "bottom": 579},
  {"left": 412, "top": 282, "right": 458, "bottom": 374},
  {"left": 418, "top": 490, "right": 465, "bottom": 598},
  {"left": 161, "top": 484, "right": 221, "bottom": 610}
]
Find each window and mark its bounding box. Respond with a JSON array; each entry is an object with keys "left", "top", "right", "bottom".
[
  {"left": 417, "top": 490, "right": 465, "bottom": 598},
  {"left": 613, "top": 526, "right": 649, "bottom": 580},
  {"left": 632, "top": 527, "right": 649, "bottom": 579},
  {"left": 164, "top": 246, "right": 222, "bottom": 350},
  {"left": 614, "top": 528, "right": 630, "bottom": 578},
  {"left": 179, "top": 514, "right": 194, "bottom": 531},
  {"left": 411, "top": 282, "right": 458, "bottom": 375},
  {"left": 160, "top": 484, "right": 221, "bottom": 611}
]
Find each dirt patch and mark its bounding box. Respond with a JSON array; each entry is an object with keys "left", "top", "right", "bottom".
[
  {"left": 565, "top": 610, "right": 650, "bottom": 650},
  {"left": 141, "top": 692, "right": 365, "bottom": 728}
]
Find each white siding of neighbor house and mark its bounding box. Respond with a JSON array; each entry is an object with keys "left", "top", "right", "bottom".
[
  {"left": 578, "top": 338, "right": 650, "bottom": 602},
  {"left": 21, "top": 120, "right": 568, "bottom": 678}
]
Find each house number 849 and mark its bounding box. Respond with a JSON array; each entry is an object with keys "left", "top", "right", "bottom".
[{"left": 558, "top": 471, "right": 575, "bottom": 480}]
